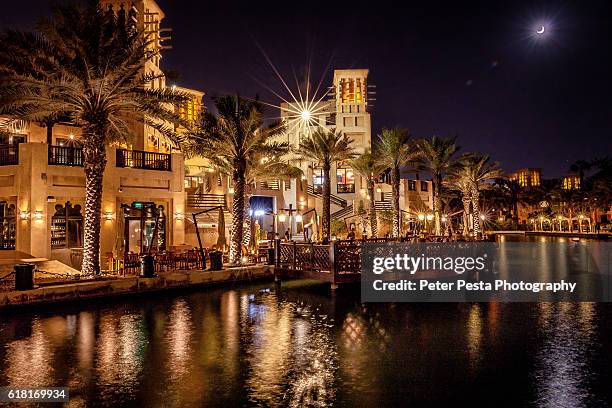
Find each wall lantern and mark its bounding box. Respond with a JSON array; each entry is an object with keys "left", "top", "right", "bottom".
[
  {"left": 104, "top": 211, "right": 114, "bottom": 221},
  {"left": 278, "top": 213, "right": 286, "bottom": 223},
  {"left": 19, "top": 210, "right": 30, "bottom": 220},
  {"left": 174, "top": 211, "right": 183, "bottom": 221},
  {"left": 34, "top": 210, "right": 43, "bottom": 220}
]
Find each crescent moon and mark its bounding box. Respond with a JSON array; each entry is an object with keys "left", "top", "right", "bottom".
[{"left": 536, "top": 25, "right": 545, "bottom": 34}]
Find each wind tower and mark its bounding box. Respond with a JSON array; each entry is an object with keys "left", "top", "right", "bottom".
[{"left": 332, "top": 69, "right": 373, "bottom": 152}]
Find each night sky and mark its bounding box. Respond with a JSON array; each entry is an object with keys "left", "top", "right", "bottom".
[{"left": 2, "top": 0, "right": 611, "bottom": 177}]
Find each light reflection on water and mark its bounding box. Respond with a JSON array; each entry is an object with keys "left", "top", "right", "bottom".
[
  {"left": 0, "top": 238, "right": 610, "bottom": 406},
  {"left": 533, "top": 302, "right": 601, "bottom": 408}
]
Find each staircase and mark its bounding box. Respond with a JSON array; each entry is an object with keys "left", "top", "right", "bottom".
[
  {"left": 332, "top": 204, "right": 354, "bottom": 220},
  {"left": 375, "top": 192, "right": 392, "bottom": 211},
  {"left": 307, "top": 185, "right": 347, "bottom": 208},
  {"left": 186, "top": 193, "right": 228, "bottom": 211}
]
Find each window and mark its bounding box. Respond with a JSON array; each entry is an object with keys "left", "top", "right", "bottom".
[
  {"left": 312, "top": 169, "right": 324, "bottom": 194},
  {"left": 51, "top": 202, "right": 83, "bottom": 249},
  {"left": 420, "top": 181, "right": 428, "bottom": 192},
  {"left": 0, "top": 203, "right": 16, "bottom": 250},
  {"left": 0, "top": 134, "right": 26, "bottom": 145},
  {"left": 184, "top": 176, "right": 203, "bottom": 189},
  {"left": 336, "top": 168, "right": 355, "bottom": 193},
  {"left": 408, "top": 180, "right": 417, "bottom": 191}
]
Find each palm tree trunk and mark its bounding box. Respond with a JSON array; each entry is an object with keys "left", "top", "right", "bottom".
[
  {"left": 433, "top": 176, "right": 442, "bottom": 236},
  {"left": 512, "top": 195, "right": 519, "bottom": 224},
  {"left": 471, "top": 185, "right": 481, "bottom": 239},
  {"left": 242, "top": 186, "right": 251, "bottom": 248},
  {"left": 322, "top": 162, "right": 331, "bottom": 241},
  {"left": 391, "top": 166, "right": 400, "bottom": 237},
  {"left": 462, "top": 192, "right": 471, "bottom": 236},
  {"left": 230, "top": 163, "right": 246, "bottom": 264},
  {"left": 82, "top": 132, "right": 106, "bottom": 275},
  {"left": 367, "top": 179, "right": 377, "bottom": 237}
]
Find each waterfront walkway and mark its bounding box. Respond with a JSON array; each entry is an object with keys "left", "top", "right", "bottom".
[{"left": 0, "top": 264, "right": 273, "bottom": 309}]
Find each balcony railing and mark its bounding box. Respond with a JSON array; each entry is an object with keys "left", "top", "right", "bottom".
[
  {"left": 116, "top": 149, "right": 171, "bottom": 171},
  {"left": 48, "top": 145, "right": 84, "bottom": 167},
  {"left": 0, "top": 145, "right": 19, "bottom": 166}
]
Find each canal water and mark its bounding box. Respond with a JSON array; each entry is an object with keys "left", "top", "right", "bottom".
[{"left": 1, "top": 236, "right": 611, "bottom": 407}]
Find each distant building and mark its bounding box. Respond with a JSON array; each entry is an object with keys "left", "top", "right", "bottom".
[
  {"left": 509, "top": 168, "right": 541, "bottom": 188},
  {"left": 562, "top": 173, "right": 580, "bottom": 190}
]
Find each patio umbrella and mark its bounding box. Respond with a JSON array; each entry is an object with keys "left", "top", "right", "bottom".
[
  {"left": 311, "top": 214, "right": 320, "bottom": 243},
  {"left": 216, "top": 207, "right": 226, "bottom": 251}
]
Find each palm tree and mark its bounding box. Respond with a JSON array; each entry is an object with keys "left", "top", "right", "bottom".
[
  {"left": 374, "top": 128, "right": 418, "bottom": 237},
  {"left": 468, "top": 155, "right": 502, "bottom": 238},
  {"left": 446, "top": 161, "right": 473, "bottom": 236},
  {"left": 185, "top": 95, "right": 285, "bottom": 264},
  {"left": 416, "top": 136, "right": 460, "bottom": 236},
  {"left": 350, "top": 150, "right": 386, "bottom": 237},
  {"left": 299, "top": 128, "right": 355, "bottom": 241},
  {"left": 207, "top": 145, "right": 301, "bottom": 248},
  {"left": 494, "top": 178, "right": 526, "bottom": 225},
  {"left": 0, "top": 2, "right": 186, "bottom": 274}
]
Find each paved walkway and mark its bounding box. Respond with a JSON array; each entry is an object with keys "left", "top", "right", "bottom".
[{"left": 0, "top": 265, "right": 274, "bottom": 309}]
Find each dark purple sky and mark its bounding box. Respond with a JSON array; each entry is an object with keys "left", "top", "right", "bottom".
[{"left": 2, "top": 0, "right": 611, "bottom": 177}]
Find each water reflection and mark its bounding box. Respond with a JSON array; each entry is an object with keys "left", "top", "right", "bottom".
[
  {"left": 0, "top": 278, "right": 611, "bottom": 407},
  {"left": 4, "top": 319, "right": 54, "bottom": 387},
  {"left": 96, "top": 312, "right": 145, "bottom": 398},
  {"left": 534, "top": 302, "right": 601, "bottom": 407}
]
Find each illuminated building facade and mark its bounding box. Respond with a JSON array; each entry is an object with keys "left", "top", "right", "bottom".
[
  {"left": 509, "top": 168, "right": 541, "bottom": 188},
  {"left": 562, "top": 174, "right": 580, "bottom": 190},
  {"left": 0, "top": 0, "right": 203, "bottom": 270}
]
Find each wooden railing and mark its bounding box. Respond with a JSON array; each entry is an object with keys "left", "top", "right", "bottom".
[
  {"left": 116, "top": 149, "right": 171, "bottom": 171},
  {"left": 331, "top": 204, "right": 353, "bottom": 220},
  {"left": 307, "top": 185, "right": 347, "bottom": 208},
  {"left": 48, "top": 145, "right": 83, "bottom": 166},
  {"left": 186, "top": 193, "right": 227, "bottom": 210},
  {"left": 0, "top": 145, "right": 19, "bottom": 166},
  {"left": 277, "top": 238, "right": 397, "bottom": 283},
  {"left": 259, "top": 179, "right": 280, "bottom": 190},
  {"left": 375, "top": 191, "right": 392, "bottom": 210},
  {"left": 375, "top": 201, "right": 392, "bottom": 210}
]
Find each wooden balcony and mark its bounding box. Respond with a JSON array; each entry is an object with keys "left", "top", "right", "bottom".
[
  {"left": 48, "top": 145, "right": 84, "bottom": 167},
  {"left": 116, "top": 149, "right": 171, "bottom": 171}
]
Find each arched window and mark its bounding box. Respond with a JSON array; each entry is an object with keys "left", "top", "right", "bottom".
[{"left": 51, "top": 202, "right": 83, "bottom": 248}]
